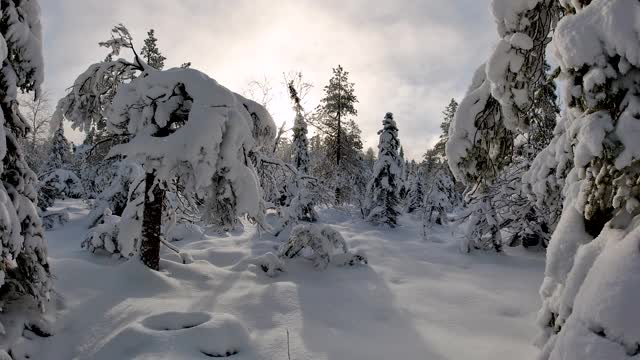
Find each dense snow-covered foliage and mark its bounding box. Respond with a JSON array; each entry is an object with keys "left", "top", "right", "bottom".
[
  {"left": 451, "top": 0, "right": 640, "bottom": 358},
  {"left": 0, "top": 0, "right": 50, "bottom": 354},
  {"left": 365, "top": 113, "right": 401, "bottom": 226},
  {"left": 36, "top": 169, "right": 82, "bottom": 211},
  {"left": 405, "top": 168, "right": 425, "bottom": 214},
  {"left": 86, "top": 160, "right": 144, "bottom": 227}
]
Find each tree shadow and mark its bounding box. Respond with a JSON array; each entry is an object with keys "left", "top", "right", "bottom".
[{"left": 288, "top": 261, "right": 444, "bottom": 360}]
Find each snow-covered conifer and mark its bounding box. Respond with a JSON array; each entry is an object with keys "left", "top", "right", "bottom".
[
  {"left": 0, "top": 0, "right": 50, "bottom": 350},
  {"left": 364, "top": 113, "right": 401, "bottom": 227},
  {"left": 140, "top": 29, "right": 166, "bottom": 70},
  {"left": 452, "top": 0, "right": 640, "bottom": 357},
  {"left": 405, "top": 168, "right": 424, "bottom": 214}
]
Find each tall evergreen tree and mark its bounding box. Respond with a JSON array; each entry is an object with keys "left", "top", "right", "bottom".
[
  {"left": 0, "top": 1, "right": 50, "bottom": 351},
  {"left": 365, "top": 113, "right": 401, "bottom": 227},
  {"left": 316, "top": 65, "right": 358, "bottom": 166},
  {"left": 141, "top": 29, "right": 166, "bottom": 70}
]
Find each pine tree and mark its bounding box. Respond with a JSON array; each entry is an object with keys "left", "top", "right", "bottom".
[
  {"left": 365, "top": 113, "right": 401, "bottom": 227},
  {"left": 432, "top": 99, "right": 457, "bottom": 160},
  {"left": 314, "top": 65, "right": 359, "bottom": 204},
  {"left": 0, "top": 1, "right": 50, "bottom": 351},
  {"left": 141, "top": 29, "right": 166, "bottom": 70},
  {"left": 316, "top": 65, "right": 358, "bottom": 166}
]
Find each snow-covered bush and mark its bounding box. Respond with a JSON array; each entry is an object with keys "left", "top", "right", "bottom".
[
  {"left": 82, "top": 208, "right": 122, "bottom": 255},
  {"left": 86, "top": 160, "right": 144, "bottom": 228},
  {"left": 41, "top": 210, "right": 70, "bottom": 231},
  {"left": 36, "top": 169, "right": 83, "bottom": 211},
  {"left": 364, "top": 113, "right": 402, "bottom": 226},
  {"left": 277, "top": 224, "right": 367, "bottom": 270},
  {"left": 165, "top": 223, "right": 204, "bottom": 242},
  {"left": 423, "top": 168, "right": 454, "bottom": 226}
]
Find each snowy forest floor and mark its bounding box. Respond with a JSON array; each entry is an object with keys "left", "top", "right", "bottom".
[{"left": 32, "top": 199, "right": 545, "bottom": 359}]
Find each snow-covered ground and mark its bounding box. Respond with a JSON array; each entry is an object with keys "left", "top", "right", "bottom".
[{"left": 33, "top": 199, "right": 545, "bottom": 359}]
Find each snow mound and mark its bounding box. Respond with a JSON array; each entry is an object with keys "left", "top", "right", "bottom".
[
  {"left": 91, "top": 312, "right": 252, "bottom": 359},
  {"left": 166, "top": 223, "right": 205, "bottom": 242}
]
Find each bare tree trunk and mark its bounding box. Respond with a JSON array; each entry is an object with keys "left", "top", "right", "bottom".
[{"left": 140, "top": 171, "right": 164, "bottom": 270}]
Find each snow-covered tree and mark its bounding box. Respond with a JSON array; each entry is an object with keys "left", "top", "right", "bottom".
[
  {"left": 423, "top": 167, "right": 454, "bottom": 226},
  {"left": 365, "top": 113, "right": 401, "bottom": 227},
  {"left": 405, "top": 168, "right": 424, "bottom": 214},
  {"left": 432, "top": 98, "right": 457, "bottom": 161},
  {"left": 452, "top": 1, "right": 640, "bottom": 357},
  {"left": 290, "top": 82, "right": 310, "bottom": 174},
  {"left": 44, "top": 117, "right": 71, "bottom": 172},
  {"left": 140, "top": 29, "right": 166, "bottom": 70},
  {"left": 59, "top": 25, "right": 275, "bottom": 270},
  {"left": 0, "top": 0, "right": 50, "bottom": 352},
  {"left": 313, "top": 65, "right": 361, "bottom": 204}
]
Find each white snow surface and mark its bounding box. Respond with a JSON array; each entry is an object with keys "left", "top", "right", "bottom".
[{"left": 31, "top": 199, "right": 546, "bottom": 359}]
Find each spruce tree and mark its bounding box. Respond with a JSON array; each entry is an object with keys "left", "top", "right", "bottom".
[
  {"left": 0, "top": 0, "right": 50, "bottom": 350},
  {"left": 290, "top": 82, "right": 310, "bottom": 174},
  {"left": 365, "top": 113, "right": 401, "bottom": 227},
  {"left": 45, "top": 120, "right": 72, "bottom": 172},
  {"left": 141, "top": 29, "right": 166, "bottom": 70},
  {"left": 405, "top": 168, "right": 425, "bottom": 213}
]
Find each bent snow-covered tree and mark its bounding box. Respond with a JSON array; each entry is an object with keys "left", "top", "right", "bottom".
[
  {"left": 58, "top": 25, "right": 274, "bottom": 270},
  {"left": 365, "top": 113, "right": 401, "bottom": 227},
  {"left": 452, "top": 0, "right": 640, "bottom": 358},
  {"left": 0, "top": 0, "right": 50, "bottom": 350}
]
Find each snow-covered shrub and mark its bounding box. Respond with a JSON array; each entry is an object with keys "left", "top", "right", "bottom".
[
  {"left": 36, "top": 169, "right": 83, "bottom": 211},
  {"left": 41, "top": 210, "right": 70, "bottom": 231},
  {"left": 278, "top": 224, "right": 367, "bottom": 270},
  {"left": 86, "top": 161, "right": 144, "bottom": 228},
  {"left": 249, "top": 252, "right": 286, "bottom": 277},
  {"left": 82, "top": 208, "right": 122, "bottom": 255},
  {"left": 165, "top": 223, "right": 204, "bottom": 242}
]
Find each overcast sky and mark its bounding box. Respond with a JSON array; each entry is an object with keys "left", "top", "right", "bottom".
[{"left": 40, "top": 0, "right": 495, "bottom": 160}]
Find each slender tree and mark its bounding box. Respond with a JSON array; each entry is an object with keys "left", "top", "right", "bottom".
[
  {"left": 365, "top": 113, "right": 401, "bottom": 226},
  {"left": 140, "top": 29, "right": 166, "bottom": 70},
  {"left": 316, "top": 65, "right": 358, "bottom": 166}
]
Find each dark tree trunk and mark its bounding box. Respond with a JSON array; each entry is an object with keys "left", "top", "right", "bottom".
[{"left": 140, "top": 172, "right": 164, "bottom": 270}]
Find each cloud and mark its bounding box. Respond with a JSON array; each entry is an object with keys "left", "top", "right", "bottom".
[{"left": 40, "top": 0, "right": 496, "bottom": 159}]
